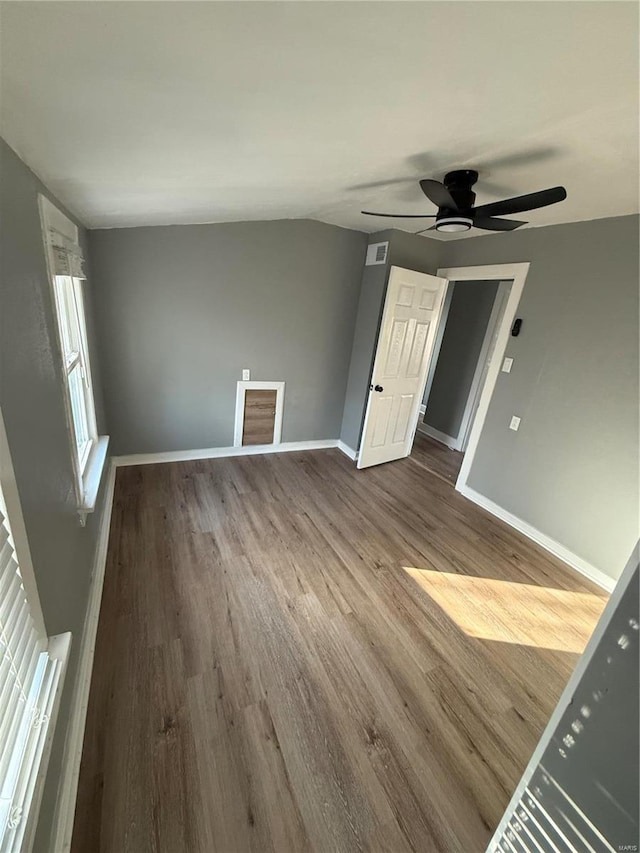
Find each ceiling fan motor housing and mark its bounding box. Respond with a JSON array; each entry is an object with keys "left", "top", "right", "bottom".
[
  {"left": 442, "top": 169, "right": 478, "bottom": 210},
  {"left": 435, "top": 170, "right": 478, "bottom": 231}
]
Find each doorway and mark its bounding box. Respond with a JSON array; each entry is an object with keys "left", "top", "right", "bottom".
[
  {"left": 411, "top": 277, "right": 511, "bottom": 484},
  {"left": 356, "top": 262, "right": 529, "bottom": 490}
]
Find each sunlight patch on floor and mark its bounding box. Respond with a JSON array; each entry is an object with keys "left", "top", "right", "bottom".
[{"left": 402, "top": 567, "right": 607, "bottom": 653}]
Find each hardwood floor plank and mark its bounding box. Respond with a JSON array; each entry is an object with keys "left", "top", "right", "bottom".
[
  {"left": 241, "top": 699, "right": 311, "bottom": 853},
  {"left": 71, "top": 448, "right": 607, "bottom": 852}
]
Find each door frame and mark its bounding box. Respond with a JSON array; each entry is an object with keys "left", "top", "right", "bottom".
[
  {"left": 433, "top": 263, "right": 530, "bottom": 492},
  {"left": 234, "top": 380, "right": 285, "bottom": 447}
]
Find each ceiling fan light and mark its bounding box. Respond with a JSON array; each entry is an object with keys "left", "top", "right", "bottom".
[{"left": 435, "top": 216, "right": 473, "bottom": 233}]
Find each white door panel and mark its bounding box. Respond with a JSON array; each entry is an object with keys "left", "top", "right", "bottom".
[
  {"left": 371, "top": 395, "right": 393, "bottom": 447},
  {"left": 358, "top": 267, "right": 447, "bottom": 469}
]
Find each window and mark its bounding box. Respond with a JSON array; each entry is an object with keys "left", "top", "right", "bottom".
[
  {"left": 39, "top": 197, "right": 108, "bottom": 521},
  {"left": 0, "top": 410, "right": 68, "bottom": 851},
  {"left": 52, "top": 276, "right": 96, "bottom": 475}
]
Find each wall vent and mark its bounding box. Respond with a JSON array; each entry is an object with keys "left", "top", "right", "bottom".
[{"left": 365, "top": 241, "right": 389, "bottom": 266}]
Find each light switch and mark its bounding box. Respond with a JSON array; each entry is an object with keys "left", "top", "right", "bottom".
[
  {"left": 242, "top": 369, "right": 250, "bottom": 381},
  {"left": 502, "top": 357, "right": 513, "bottom": 373},
  {"left": 509, "top": 416, "right": 521, "bottom": 431}
]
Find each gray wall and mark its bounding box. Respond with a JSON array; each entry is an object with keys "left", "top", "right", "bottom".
[
  {"left": 89, "top": 220, "right": 367, "bottom": 454},
  {"left": 439, "top": 216, "right": 639, "bottom": 581},
  {"left": 339, "top": 229, "right": 441, "bottom": 450},
  {"left": 423, "top": 280, "right": 498, "bottom": 439},
  {"left": 0, "top": 138, "right": 109, "bottom": 851},
  {"left": 340, "top": 230, "right": 392, "bottom": 451}
]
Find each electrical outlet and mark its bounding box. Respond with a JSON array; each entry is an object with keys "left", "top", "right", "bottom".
[
  {"left": 242, "top": 369, "right": 250, "bottom": 381},
  {"left": 502, "top": 357, "right": 513, "bottom": 373},
  {"left": 509, "top": 416, "right": 521, "bottom": 431}
]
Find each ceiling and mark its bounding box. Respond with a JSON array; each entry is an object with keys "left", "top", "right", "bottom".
[{"left": 1, "top": 2, "right": 638, "bottom": 238}]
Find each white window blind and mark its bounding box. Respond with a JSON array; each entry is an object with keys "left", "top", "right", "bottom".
[
  {"left": 48, "top": 229, "right": 86, "bottom": 280},
  {"left": 0, "top": 486, "right": 60, "bottom": 852}
]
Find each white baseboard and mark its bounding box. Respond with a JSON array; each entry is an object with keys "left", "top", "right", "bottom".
[
  {"left": 50, "top": 462, "right": 117, "bottom": 853},
  {"left": 416, "top": 422, "right": 460, "bottom": 451},
  {"left": 337, "top": 441, "right": 358, "bottom": 461},
  {"left": 113, "top": 439, "right": 340, "bottom": 467},
  {"left": 458, "top": 485, "right": 615, "bottom": 593}
]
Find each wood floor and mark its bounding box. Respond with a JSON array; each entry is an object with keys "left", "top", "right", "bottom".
[
  {"left": 72, "top": 448, "right": 607, "bottom": 853},
  {"left": 411, "top": 430, "right": 464, "bottom": 484}
]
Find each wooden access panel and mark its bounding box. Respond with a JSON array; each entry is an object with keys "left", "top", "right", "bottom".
[{"left": 242, "top": 389, "right": 277, "bottom": 445}]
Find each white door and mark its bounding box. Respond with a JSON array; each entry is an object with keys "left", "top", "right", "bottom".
[{"left": 358, "top": 266, "right": 448, "bottom": 469}]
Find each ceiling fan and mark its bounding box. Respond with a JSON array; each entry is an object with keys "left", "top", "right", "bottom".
[{"left": 361, "top": 169, "right": 567, "bottom": 234}]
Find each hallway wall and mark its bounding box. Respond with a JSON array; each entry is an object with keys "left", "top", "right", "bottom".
[{"left": 423, "top": 279, "right": 498, "bottom": 441}]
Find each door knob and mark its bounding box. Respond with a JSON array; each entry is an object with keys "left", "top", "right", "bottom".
[{"left": 374, "top": 384, "right": 384, "bottom": 392}]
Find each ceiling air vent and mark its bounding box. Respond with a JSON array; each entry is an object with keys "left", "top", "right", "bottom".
[{"left": 365, "top": 241, "right": 389, "bottom": 266}]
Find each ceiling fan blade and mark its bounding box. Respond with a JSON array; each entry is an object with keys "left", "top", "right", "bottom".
[
  {"left": 419, "top": 179, "right": 458, "bottom": 210},
  {"left": 472, "top": 186, "right": 566, "bottom": 218},
  {"left": 361, "top": 210, "right": 436, "bottom": 218},
  {"left": 473, "top": 216, "right": 527, "bottom": 232}
]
